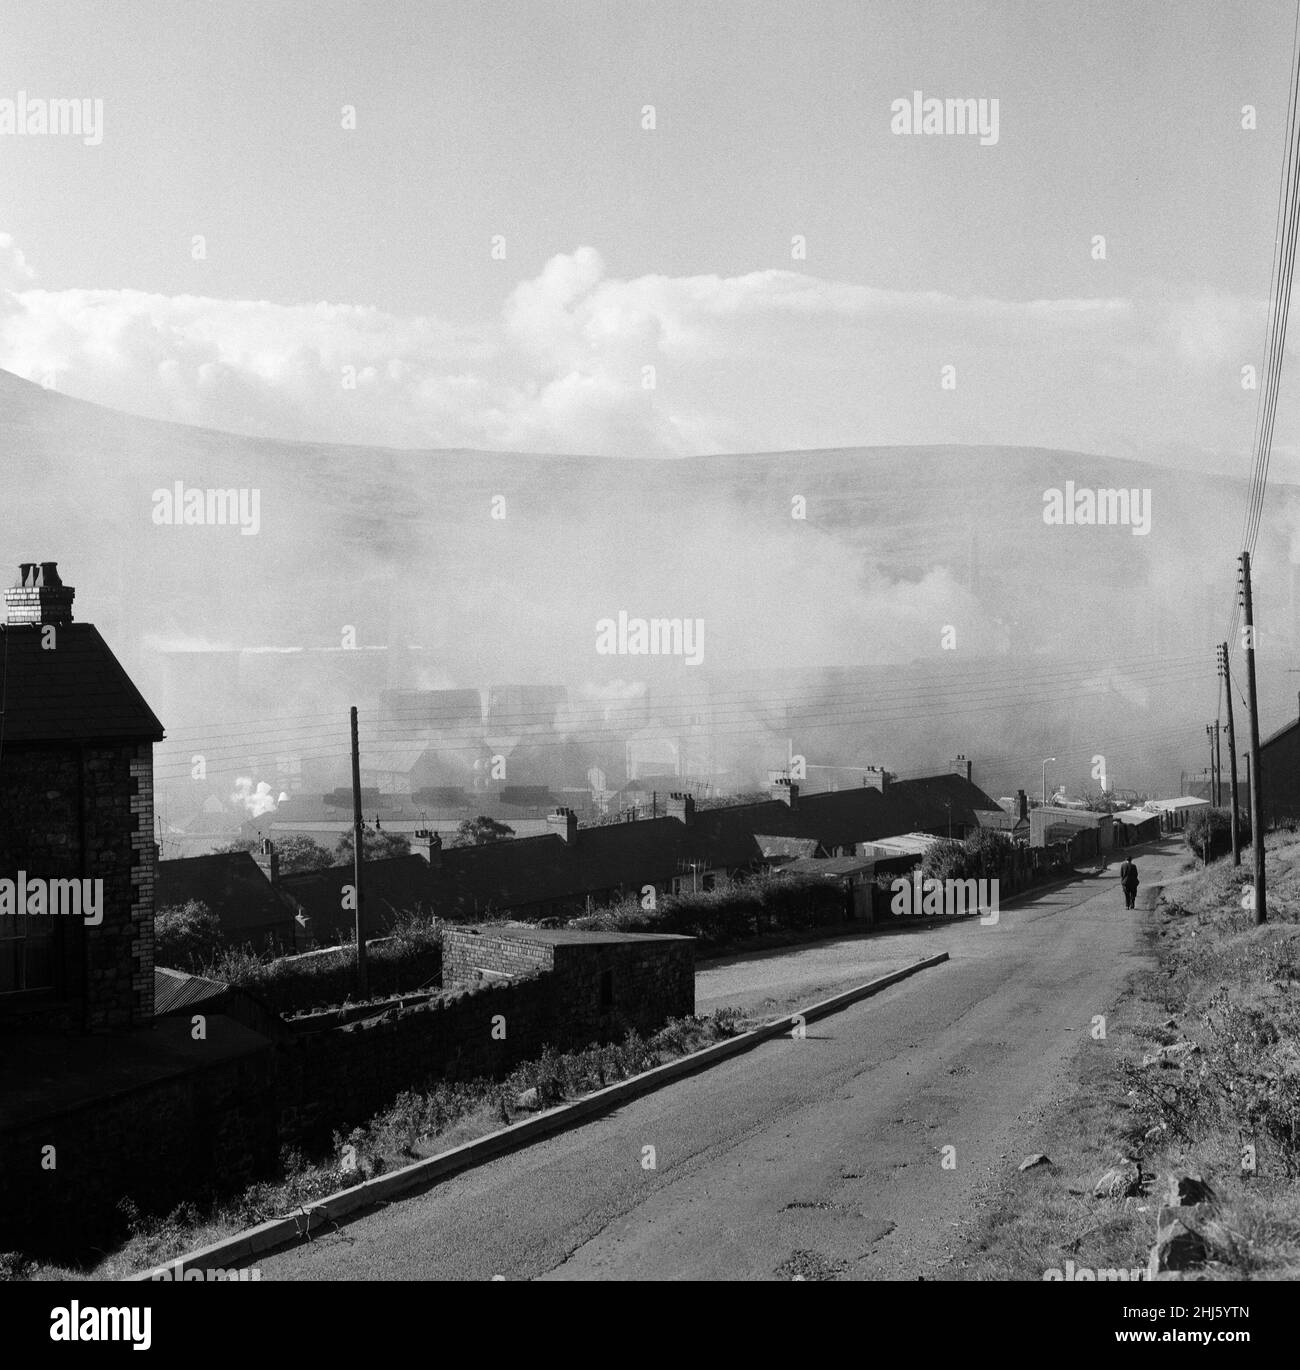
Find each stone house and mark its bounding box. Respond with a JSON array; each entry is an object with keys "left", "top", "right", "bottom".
[{"left": 0, "top": 562, "right": 164, "bottom": 1031}]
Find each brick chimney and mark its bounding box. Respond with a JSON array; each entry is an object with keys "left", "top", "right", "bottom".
[
  {"left": 415, "top": 827, "right": 443, "bottom": 869},
  {"left": 547, "top": 807, "right": 578, "bottom": 843},
  {"left": 252, "top": 836, "right": 280, "bottom": 885},
  {"left": 667, "top": 792, "right": 696, "bottom": 826},
  {"left": 1016, "top": 789, "right": 1028, "bottom": 822},
  {"left": 862, "top": 766, "right": 890, "bottom": 794},
  {"left": 770, "top": 778, "right": 799, "bottom": 809},
  {"left": 951, "top": 754, "right": 972, "bottom": 784},
  {"left": 5, "top": 561, "right": 75, "bottom": 626}
]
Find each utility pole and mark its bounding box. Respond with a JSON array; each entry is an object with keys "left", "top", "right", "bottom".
[
  {"left": 1239, "top": 553, "right": 1267, "bottom": 924},
  {"left": 1205, "top": 724, "right": 1217, "bottom": 806},
  {"left": 1219, "top": 643, "right": 1241, "bottom": 866},
  {"left": 1214, "top": 718, "right": 1223, "bottom": 807},
  {"left": 350, "top": 706, "right": 369, "bottom": 996}
]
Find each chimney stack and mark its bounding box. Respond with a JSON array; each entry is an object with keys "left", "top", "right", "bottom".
[
  {"left": 253, "top": 837, "right": 280, "bottom": 886},
  {"left": 1016, "top": 789, "right": 1028, "bottom": 822},
  {"left": 951, "top": 754, "right": 972, "bottom": 784},
  {"left": 667, "top": 792, "right": 696, "bottom": 826},
  {"left": 862, "top": 766, "right": 890, "bottom": 794},
  {"left": 5, "top": 561, "right": 75, "bottom": 627},
  {"left": 414, "top": 827, "right": 442, "bottom": 869},
  {"left": 769, "top": 778, "right": 799, "bottom": 809},
  {"left": 547, "top": 807, "right": 578, "bottom": 843}
]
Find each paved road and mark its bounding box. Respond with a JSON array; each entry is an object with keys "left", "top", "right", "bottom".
[{"left": 254, "top": 843, "right": 1183, "bottom": 1281}]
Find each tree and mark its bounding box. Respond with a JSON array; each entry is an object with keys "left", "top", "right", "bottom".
[
  {"left": 333, "top": 827, "right": 412, "bottom": 863},
  {"left": 155, "top": 900, "right": 223, "bottom": 973},
  {"left": 449, "top": 815, "right": 516, "bottom": 848},
  {"left": 1184, "top": 807, "right": 1250, "bottom": 863},
  {"left": 217, "top": 833, "right": 332, "bottom": 873},
  {"left": 964, "top": 827, "right": 1015, "bottom": 877},
  {"left": 920, "top": 839, "right": 971, "bottom": 882}
]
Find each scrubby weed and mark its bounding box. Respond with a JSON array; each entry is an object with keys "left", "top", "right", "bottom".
[{"left": 1132, "top": 864, "right": 1300, "bottom": 1178}]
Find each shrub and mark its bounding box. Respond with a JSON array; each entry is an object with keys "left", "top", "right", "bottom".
[
  {"left": 1185, "top": 807, "right": 1251, "bottom": 860},
  {"left": 154, "top": 900, "right": 223, "bottom": 972}
]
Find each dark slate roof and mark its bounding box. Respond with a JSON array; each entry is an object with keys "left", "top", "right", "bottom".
[
  {"left": 279, "top": 855, "right": 438, "bottom": 942},
  {"left": 157, "top": 851, "right": 295, "bottom": 937},
  {"left": 754, "top": 834, "right": 823, "bottom": 859},
  {"left": 780, "top": 855, "right": 875, "bottom": 879},
  {"left": 379, "top": 771, "right": 1007, "bottom": 919},
  {"left": 432, "top": 817, "right": 695, "bottom": 915},
  {"left": 0, "top": 622, "right": 164, "bottom": 743},
  {"left": 973, "top": 808, "right": 1027, "bottom": 831},
  {"left": 1262, "top": 715, "right": 1300, "bottom": 749}
]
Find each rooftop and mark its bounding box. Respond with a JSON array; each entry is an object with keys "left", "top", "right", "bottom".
[{"left": 0, "top": 621, "right": 164, "bottom": 744}]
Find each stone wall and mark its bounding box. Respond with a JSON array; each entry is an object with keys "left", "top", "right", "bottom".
[
  {"left": 0, "top": 1031, "right": 277, "bottom": 1257},
  {"left": 442, "top": 928, "right": 555, "bottom": 985},
  {"left": 3, "top": 929, "right": 696, "bottom": 1259},
  {"left": 444, "top": 928, "right": 695, "bottom": 1044},
  {"left": 276, "top": 974, "right": 559, "bottom": 1146},
  {"left": 0, "top": 741, "right": 154, "bottom": 1032}
]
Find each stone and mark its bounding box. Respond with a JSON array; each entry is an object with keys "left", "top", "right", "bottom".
[
  {"left": 1140, "top": 1040, "right": 1201, "bottom": 1069},
  {"left": 1019, "top": 1153, "right": 1052, "bottom": 1171},
  {"left": 1094, "top": 1159, "right": 1145, "bottom": 1199},
  {"left": 1147, "top": 1213, "right": 1209, "bottom": 1276},
  {"left": 1163, "top": 1173, "right": 1216, "bottom": 1207}
]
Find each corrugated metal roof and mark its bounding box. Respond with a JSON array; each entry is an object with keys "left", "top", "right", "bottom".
[{"left": 154, "top": 967, "right": 232, "bottom": 1016}]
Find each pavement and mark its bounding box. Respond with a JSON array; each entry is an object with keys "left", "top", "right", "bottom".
[{"left": 250, "top": 840, "right": 1186, "bottom": 1281}]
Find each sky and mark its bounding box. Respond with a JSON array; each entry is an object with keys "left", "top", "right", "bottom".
[{"left": 2, "top": 0, "right": 1299, "bottom": 472}]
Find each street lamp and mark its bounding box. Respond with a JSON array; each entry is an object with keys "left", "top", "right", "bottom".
[{"left": 1042, "top": 757, "right": 1056, "bottom": 806}]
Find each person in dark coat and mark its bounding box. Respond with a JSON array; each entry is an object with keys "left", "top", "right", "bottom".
[{"left": 1120, "top": 857, "right": 1139, "bottom": 909}]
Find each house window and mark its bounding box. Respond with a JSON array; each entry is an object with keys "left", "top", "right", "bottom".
[
  {"left": 599, "top": 968, "right": 614, "bottom": 1008},
  {"left": 0, "top": 915, "right": 55, "bottom": 995}
]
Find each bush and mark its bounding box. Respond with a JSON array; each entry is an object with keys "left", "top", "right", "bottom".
[
  {"left": 200, "top": 926, "right": 443, "bottom": 1015},
  {"left": 154, "top": 900, "right": 223, "bottom": 973},
  {"left": 1185, "top": 807, "right": 1251, "bottom": 860},
  {"left": 567, "top": 871, "right": 844, "bottom": 945}
]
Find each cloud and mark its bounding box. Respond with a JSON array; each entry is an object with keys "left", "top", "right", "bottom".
[{"left": 0, "top": 231, "right": 1275, "bottom": 458}]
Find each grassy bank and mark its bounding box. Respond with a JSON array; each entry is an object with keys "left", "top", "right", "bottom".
[{"left": 951, "top": 835, "right": 1300, "bottom": 1281}]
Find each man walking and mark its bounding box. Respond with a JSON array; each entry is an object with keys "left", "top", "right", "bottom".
[{"left": 1120, "top": 856, "right": 1139, "bottom": 909}]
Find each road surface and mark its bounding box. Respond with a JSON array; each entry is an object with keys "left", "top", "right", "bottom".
[{"left": 253, "top": 843, "right": 1183, "bottom": 1281}]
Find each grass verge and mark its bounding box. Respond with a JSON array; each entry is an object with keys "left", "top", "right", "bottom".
[{"left": 948, "top": 833, "right": 1300, "bottom": 1281}]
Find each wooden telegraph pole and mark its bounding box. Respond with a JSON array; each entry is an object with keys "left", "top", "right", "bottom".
[
  {"left": 1218, "top": 643, "right": 1241, "bottom": 866},
  {"left": 350, "top": 705, "right": 370, "bottom": 996},
  {"left": 1205, "top": 724, "right": 1218, "bottom": 806},
  {"left": 1214, "top": 720, "right": 1223, "bottom": 807},
  {"left": 1239, "top": 553, "right": 1267, "bottom": 924}
]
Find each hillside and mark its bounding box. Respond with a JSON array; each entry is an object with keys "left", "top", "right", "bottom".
[{"left": 3, "top": 367, "right": 1296, "bottom": 796}]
